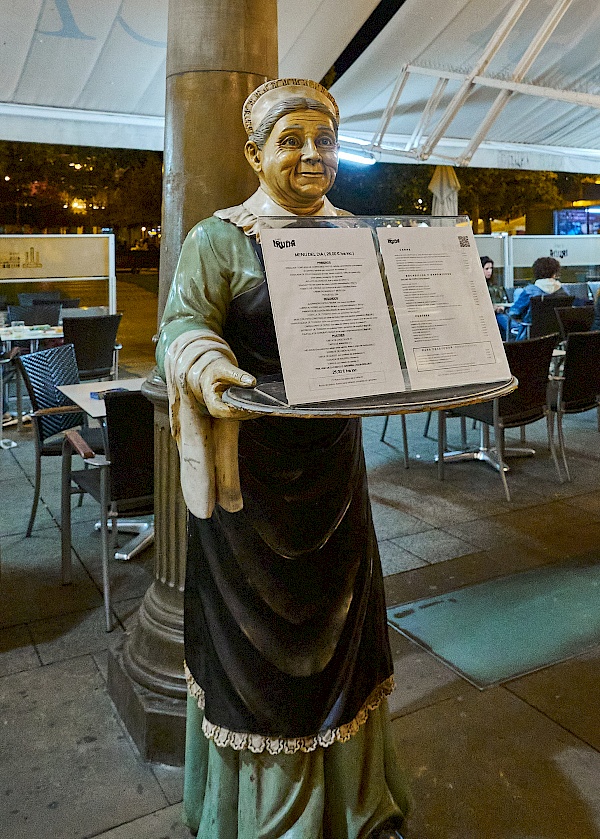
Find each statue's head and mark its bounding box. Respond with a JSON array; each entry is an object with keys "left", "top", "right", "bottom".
[{"left": 243, "top": 79, "right": 340, "bottom": 214}]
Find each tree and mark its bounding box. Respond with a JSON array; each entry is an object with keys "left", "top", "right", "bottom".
[
  {"left": 107, "top": 155, "right": 163, "bottom": 235},
  {"left": 456, "top": 168, "right": 565, "bottom": 232},
  {"left": 328, "top": 159, "right": 589, "bottom": 231},
  {"left": 329, "top": 161, "right": 434, "bottom": 214},
  {"left": 0, "top": 141, "right": 162, "bottom": 233}
]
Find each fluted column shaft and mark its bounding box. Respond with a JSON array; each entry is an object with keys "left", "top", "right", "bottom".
[{"left": 108, "top": 0, "right": 278, "bottom": 764}]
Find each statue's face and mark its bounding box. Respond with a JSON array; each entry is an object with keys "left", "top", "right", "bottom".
[{"left": 247, "top": 110, "right": 338, "bottom": 211}]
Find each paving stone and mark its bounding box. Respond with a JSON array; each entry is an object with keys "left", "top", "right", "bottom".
[
  {"left": 90, "top": 803, "right": 189, "bottom": 839},
  {"left": 507, "top": 644, "right": 600, "bottom": 752},
  {"left": 388, "top": 629, "right": 469, "bottom": 719},
  {"left": 0, "top": 656, "right": 168, "bottom": 839},
  {"left": 378, "top": 538, "right": 426, "bottom": 576},
  {"left": 0, "top": 624, "right": 40, "bottom": 677},
  {"left": 395, "top": 687, "right": 600, "bottom": 839},
  {"left": 28, "top": 607, "right": 126, "bottom": 665},
  {"left": 0, "top": 530, "right": 102, "bottom": 627},
  {"left": 392, "top": 528, "right": 476, "bottom": 564}
]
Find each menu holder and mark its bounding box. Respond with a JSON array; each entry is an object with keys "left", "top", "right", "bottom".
[
  {"left": 258, "top": 215, "right": 512, "bottom": 408},
  {"left": 223, "top": 376, "right": 518, "bottom": 419}
]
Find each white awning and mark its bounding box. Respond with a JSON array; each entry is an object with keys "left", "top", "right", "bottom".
[
  {"left": 2, "top": 0, "right": 600, "bottom": 173},
  {"left": 0, "top": 0, "right": 378, "bottom": 150}
]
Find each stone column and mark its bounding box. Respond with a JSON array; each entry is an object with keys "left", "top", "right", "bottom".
[{"left": 108, "top": 0, "right": 278, "bottom": 765}]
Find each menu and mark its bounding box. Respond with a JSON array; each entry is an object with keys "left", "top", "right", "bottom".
[
  {"left": 260, "top": 221, "right": 511, "bottom": 405},
  {"left": 376, "top": 225, "right": 510, "bottom": 390}
]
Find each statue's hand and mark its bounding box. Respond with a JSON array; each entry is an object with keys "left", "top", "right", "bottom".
[{"left": 188, "top": 357, "right": 260, "bottom": 419}]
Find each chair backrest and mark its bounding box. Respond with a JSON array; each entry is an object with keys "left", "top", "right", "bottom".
[
  {"left": 59, "top": 298, "right": 80, "bottom": 308},
  {"left": 504, "top": 286, "right": 515, "bottom": 302},
  {"left": 500, "top": 333, "right": 559, "bottom": 426},
  {"left": 18, "top": 291, "right": 61, "bottom": 305},
  {"left": 528, "top": 294, "right": 575, "bottom": 340},
  {"left": 587, "top": 281, "right": 600, "bottom": 300},
  {"left": 104, "top": 389, "right": 154, "bottom": 504},
  {"left": 560, "top": 331, "right": 600, "bottom": 410},
  {"left": 555, "top": 306, "right": 594, "bottom": 342},
  {"left": 15, "top": 344, "right": 84, "bottom": 442},
  {"left": 560, "top": 282, "right": 591, "bottom": 302},
  {"left": 61, "top": 306, "right": 110, "bottom": 318},
  {"left": 61, "top": 313, "right": 122, "bottom": 380},
  {"left": 7, "top": 303, "right": 61, "bottom": 326}
]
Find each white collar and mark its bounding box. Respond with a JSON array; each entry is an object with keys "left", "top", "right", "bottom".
[{"left": 214, "top": 187, "right": 347, "bottom": 237}]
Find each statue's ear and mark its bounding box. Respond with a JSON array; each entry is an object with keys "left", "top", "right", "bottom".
[{"left": 244, "top": 141, "right": 262, "bottom": 174}]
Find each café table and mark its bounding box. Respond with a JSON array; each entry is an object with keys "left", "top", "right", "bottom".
[
  {"left": 57, "top": 377, "right": 153, "bottom": 561},
  {"left": 0, "top": 324, "right": 63, "bottom": 353}
]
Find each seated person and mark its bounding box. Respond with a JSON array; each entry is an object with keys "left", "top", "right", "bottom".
[
  {"left": 508, "top": 256, "right": 569, "bottom": 340},
  {"left": 481, "top": 255, "right": 509, "bottom": 338}
]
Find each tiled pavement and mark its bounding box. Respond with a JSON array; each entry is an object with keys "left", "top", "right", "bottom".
[{"left": 2, "top": 365, "right": 600, "bottom": 837}]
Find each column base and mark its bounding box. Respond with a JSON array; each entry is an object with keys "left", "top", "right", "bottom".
[{"left": 108, "top": 640, "right": 187, "bottom": 765}]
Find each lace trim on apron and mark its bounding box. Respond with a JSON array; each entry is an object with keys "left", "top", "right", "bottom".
[{"left": 185, "top": 662, "right": 395, "bottom": 755}]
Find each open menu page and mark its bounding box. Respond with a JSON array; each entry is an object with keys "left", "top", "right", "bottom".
[
  {"left": 260, "top": 226, "right": 405, "bottom": 405},
  {"left": 376, "top": 225, "right": 511, "bottom": 389}
]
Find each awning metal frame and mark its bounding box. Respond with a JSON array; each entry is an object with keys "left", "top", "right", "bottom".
[{"left": 355, "top": 0, "right": 591, "bottom": 168}]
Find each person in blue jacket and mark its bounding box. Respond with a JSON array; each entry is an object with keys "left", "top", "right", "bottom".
[{"left": 508, "top": 256, "right": 568, "bottom": 339}]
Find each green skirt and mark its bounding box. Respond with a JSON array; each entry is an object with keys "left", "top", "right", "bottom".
[{"left": 183, "top": 695, "right": 410, "bottom": 839}]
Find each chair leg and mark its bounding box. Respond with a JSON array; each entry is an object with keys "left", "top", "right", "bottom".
[
  {"left": 400, "top": 415, "right": 409, "bottom": 469},
  {"left": 380, "top": 415, "right": 389, "bottom": 442},
  {"left": 494, "top": 422, "right": 511, "bottom": 502},
  {"left": 553, "top": 408, "right": 570, "bottom": 482},
  {"left": 423, "top": 412, "right": 432, "bottom": 438},
  {"left": 60, "top": 444, "right": 73, "bottom": 585},
  {"left": 546, "top": 410, "right": 570, "bottom": 484},
  {"left": 100, "top": 468, "right": 113, "bottom": 632},
  {"left": 15, "top": 367, "right": 23, "bottom": 432},
  {"left": 25, "top": 447, "right": 42, "bottom": 537},
  {"left": 437, "top": 411, "right": 445, "bottom": 480}
]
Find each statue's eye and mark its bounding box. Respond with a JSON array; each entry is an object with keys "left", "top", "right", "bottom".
[
  {"left": 281, "top": 136, "right": 300, "bottom": 147},
  {"left": 317, "top": 136, "right": 335, "bottom": 147}
]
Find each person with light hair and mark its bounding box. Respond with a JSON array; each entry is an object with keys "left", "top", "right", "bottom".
[{"left": 156, "top": 78, "right": 410, "bottom": 839}]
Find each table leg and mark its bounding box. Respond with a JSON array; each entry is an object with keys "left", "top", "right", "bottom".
[
  {"left": 94, "top": 518, "right": 155, "bottom": 561},
  {"left": 438, "top": 422, "right": 535, "bottom": 473}
]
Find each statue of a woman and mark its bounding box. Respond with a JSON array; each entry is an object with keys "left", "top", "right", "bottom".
[{"left": 156, "top": 78, "right": 410, "bottom": 839}]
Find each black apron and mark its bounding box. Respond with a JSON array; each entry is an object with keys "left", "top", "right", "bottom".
[{"left": 185, "top": 245, "right": 393, "bottom": 739}]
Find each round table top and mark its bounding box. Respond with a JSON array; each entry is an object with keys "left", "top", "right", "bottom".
[{"left": 223, "top": 377, "right": 518, "bottom": 418}]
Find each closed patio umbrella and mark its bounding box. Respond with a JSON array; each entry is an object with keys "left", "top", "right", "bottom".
[{"left": 428, "top": 165, "right": 461, "bottom": 216}]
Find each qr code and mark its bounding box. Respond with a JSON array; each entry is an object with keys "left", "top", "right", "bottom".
[{"left": 458, "top": 235, "right": 470, "bottom": 247}]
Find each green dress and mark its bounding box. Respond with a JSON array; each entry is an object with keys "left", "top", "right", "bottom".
[{"left": 157, "top": 214, "right": 410, "bottom": 839}]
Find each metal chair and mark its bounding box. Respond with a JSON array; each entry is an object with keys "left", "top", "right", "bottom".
[
  {"left": 587, "top": 281, "right": 600, "bottom": 301},
  {"left": 7, "top": 303, "right": 62, "bottom": 327},
  {"left": 560, "top": 282, "right": 591, "bottom": 303},
  {"left": 555, "top": 306, "right": 594, "bottom": 343},
  {"left": 61, "top": 313, "right": 123, "bottom": 380},
  {"left": 515, "top": 294, "right": 575, "bottom": 341},
  {"left": 61, "top": 390, "right": 154, "bottom": 631},
  {"left": 439, "top": 334, "right": 562, "bottom": 501},
  {"left": 14, "top": 344, "right": 105, "bottom": 537},
  {"left": 547, "top": 330, "right": 600, "bottom": 482}
]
